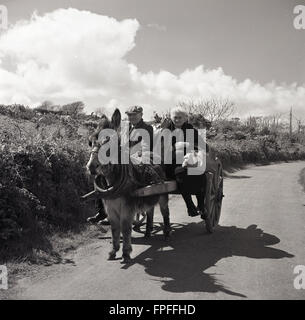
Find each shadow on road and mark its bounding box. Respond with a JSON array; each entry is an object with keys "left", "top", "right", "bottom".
[
  {"left": 125, "top": 223, "right": 294, "bottom": 298},
  {"left": 225, "top": 175, "right": 252, "bottom": 179}
]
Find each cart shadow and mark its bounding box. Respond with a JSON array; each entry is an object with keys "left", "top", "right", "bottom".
[{"left": 125, "top": 223, "right": 294, "bottom": 298}]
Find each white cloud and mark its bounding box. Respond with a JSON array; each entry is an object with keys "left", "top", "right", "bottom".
[{"left": 0, "top": 8, "right": 304, "bottom": 120}]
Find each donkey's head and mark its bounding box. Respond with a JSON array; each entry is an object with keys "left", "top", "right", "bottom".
[{"left": 86, "top": 109, "right": 122, "bottom": 181}]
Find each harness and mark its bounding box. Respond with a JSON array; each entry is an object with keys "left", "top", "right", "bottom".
[{"left": 90, "top": 147, "right": 165, "bottom": 199}]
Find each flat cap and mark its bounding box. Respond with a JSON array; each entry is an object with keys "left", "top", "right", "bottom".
[{"left": 125, "top": 106, "right": 143, "bottom": 115}]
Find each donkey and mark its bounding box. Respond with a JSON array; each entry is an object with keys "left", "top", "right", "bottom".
[{"left": 86, "top": 109, "right": 171, "bottom": 263}]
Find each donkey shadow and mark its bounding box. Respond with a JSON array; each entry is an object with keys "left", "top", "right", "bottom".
[{"left": 125, "top": 223, "right": 294, "bottom": 298}]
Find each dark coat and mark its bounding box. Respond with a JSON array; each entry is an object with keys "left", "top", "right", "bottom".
[
  {"left": 161, "top": 120, "right": 207, "bottom": 193},
  {"left": 162, "top": 120, "right": 199, "bottom": 161},
  {"left": 161, "top": 120, "right": 208, "bottom": 166},
  {"left": 129, "top": 119, "right": 154, "bottom": 153}
]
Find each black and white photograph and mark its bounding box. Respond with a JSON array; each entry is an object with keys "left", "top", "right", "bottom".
[{"left": 0, "top": 0, "right": 305, "bottom": 304}]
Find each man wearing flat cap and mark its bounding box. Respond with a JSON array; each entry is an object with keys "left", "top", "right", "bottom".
[
  {"left": 125, "top": 106, "right": 158, "bottom": 236},
  {"left": 126, "top": 106, "right": 154, "bottom": 159}
]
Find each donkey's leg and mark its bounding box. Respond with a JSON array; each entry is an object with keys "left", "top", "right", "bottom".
[
  {"left": 106, "top": 202, "right": 121, "bottom": 260},
  {"left": 121, "top": 212, "right": 134, "bottom": 263},
  {"left": 109, "top": 225, "right": 120, "bottom": 260},
  {"left": 159, "top": 194, "right": 171, "bottom": 239},
  {"left": 145, "top": 207, "right": 154, "bottom": 238}
]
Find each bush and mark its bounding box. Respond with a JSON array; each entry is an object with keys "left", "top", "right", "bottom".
[
  {"left": 209, "top": 137, "right": 305, "bottom": 171},
  {"left": 0, "top": 104, "right": 35, "bottom": 120},
  {"left": 233, "top": 131, "right": 247, "bottom": 140},
  {"left": 0, "top": 135, "right": 94, "bottom": 258}
]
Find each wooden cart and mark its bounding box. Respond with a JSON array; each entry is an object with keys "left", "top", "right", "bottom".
[{"left": 131, "top": 153, "right": 224, "bottom": 233}]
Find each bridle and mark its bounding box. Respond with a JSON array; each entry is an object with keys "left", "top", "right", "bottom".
[
  {"left": 87, "top": 139, "right": 127, "bottom": 199},
  {"left": 90, "top": 144, "right": 100, "bottom": 156}
]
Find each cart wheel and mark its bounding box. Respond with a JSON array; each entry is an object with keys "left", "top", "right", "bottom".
[
  {"left": 133, "top": 212, "right": 147, "bottom": 227},
  {"left": 204, "top": 166, "right": 224, "bottom": 233}
]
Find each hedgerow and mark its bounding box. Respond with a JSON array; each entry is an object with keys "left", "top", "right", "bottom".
[{"left": 0, "top": 131, "right": 94, "bottom": 260}]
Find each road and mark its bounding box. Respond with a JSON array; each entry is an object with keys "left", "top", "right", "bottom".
[{"left": 12, "top": 162, "right": 305, "bottom": 299}]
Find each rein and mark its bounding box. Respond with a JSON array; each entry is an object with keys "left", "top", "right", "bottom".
[{"left": 94, "top": 163, "right": 151, "bottom": 199}]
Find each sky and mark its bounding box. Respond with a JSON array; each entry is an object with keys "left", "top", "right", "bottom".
[{"left": 0, "top": 0, "right": 304, "bottom": 119}]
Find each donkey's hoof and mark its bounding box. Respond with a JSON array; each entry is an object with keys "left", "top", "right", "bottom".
[
  {"left": 108, "top": 251, "right": 117, "bottom": 260},
  {"left": 122, "top": 254, "right": 132, "bottom": 264}
]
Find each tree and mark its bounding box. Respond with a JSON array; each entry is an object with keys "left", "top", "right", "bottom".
[
  {"left": 39, "top": 100, "right": 56, "bottom": 111},
  {"left": 178, "top": 97, "right": 235, "bottom": 123},
  {"left": 61, "top": 101, "right": 85, "bottom": 117}
]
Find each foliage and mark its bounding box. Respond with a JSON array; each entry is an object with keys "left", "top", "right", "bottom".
[{"left": 0, "top": 114, "right": 94, "bottom": 259}]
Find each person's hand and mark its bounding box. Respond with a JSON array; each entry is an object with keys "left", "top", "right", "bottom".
[{"left": 182, "top": 152, "right": 203, "bottom": 168}]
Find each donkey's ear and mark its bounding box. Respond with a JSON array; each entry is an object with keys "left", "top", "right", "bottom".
[{"left": 111, "top": 108, "right": 121, "bottom": 130}]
